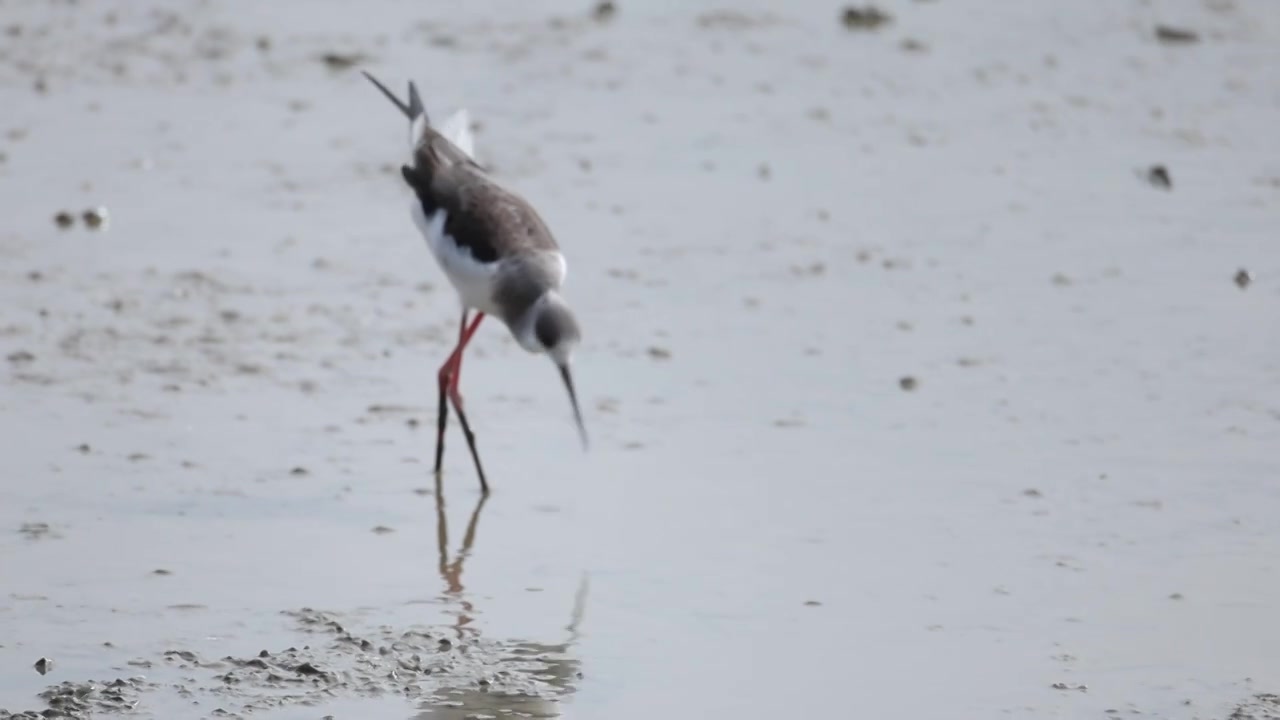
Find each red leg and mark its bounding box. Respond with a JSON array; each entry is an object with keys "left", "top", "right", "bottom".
[
  {"left": 434, "top": 312, "right": 488, "bottom": 493},
  {"left": 448, "top": 312, "right": 485, "bottom": 406},
  {"left": 434, "top": 310, "right": 469, "bottom": 474}
]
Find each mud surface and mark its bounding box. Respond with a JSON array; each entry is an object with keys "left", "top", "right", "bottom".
[
  {"left": 1, "top": 604, "right": 583, "bottom": 719},
  {"left": 3, "top": 0, "right": 1279, "bottom": 718}
]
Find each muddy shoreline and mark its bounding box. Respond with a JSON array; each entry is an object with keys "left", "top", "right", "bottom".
[{"left": 4, "top": 0, "right": 1279, "bottom": 717}]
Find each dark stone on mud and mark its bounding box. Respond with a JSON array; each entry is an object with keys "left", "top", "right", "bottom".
[
  {"left": 81, "top": 208, "right": 107, "bottom": 230},
  {"left": 33, "top": 658, "right": 52, "bottom": 675},
  {"left": 164, "top": 649, "right": 198, "bottom": 663},
  {"left": 592, "top": 1, "right": 617, "bottom": 22},
  {"left": 18, "top": 523, "right": 55, "bottom": 540},
  {"left": 1155, "top": 25, "right": 1199, "bottom": 44},
  {"left": 53, "top": 211, "right": 74, "bottom": 229},
  {"left": 842, "top": 5, "right": 891, "bottom": 30},
  {"left": 1234, "top": 269, "right": 1252, "bottom": 290},
  {"left": 293, "top": 662, "right": 325, "bottom": 676},
  {"left": 318, "top": 52, "right": 367, "bottom": 72},
  {"left": 1147, "top": 164, "right": 1172, "bottom": 189}
]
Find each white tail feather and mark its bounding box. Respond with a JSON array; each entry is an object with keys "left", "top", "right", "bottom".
[
  {"left": 437, "top": 109, "right": 475, "bottom": 159},
  {"left": 409, "top": 113, "right": 429, "bottom": 152}
]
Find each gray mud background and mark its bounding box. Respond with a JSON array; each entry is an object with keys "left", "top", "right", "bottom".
[{"left": 2, "top": 0, "right": 1279, "bottom": 718}]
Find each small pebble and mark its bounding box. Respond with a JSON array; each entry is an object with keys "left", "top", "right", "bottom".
[
  {"left": 54, "top": 211, "right": 74, "bottom": 229},
  {"left": 33, "top": 657, "right": 52, "bottom": 675},
  {"left": 842, "top": 5, "right": 891, "bottom": 30},
  {"left": 1051, "top": 682, "right": 1088, "bottom": 692},
  {"left": 592, "top": 1, "right": 617, "bottom": 22},
  {"left": 1147, "top": 165, "right": 1172, "bottom": 189},
  {"left": 319, "top": 52, "right": 365, "bottom": 71},
  {"left": 899, "top": 376, "right": 918, "bottom": 391},
  {"left": 82, "top": 207, "right": 109, "bottom": 230},
  {"left": 1155, "top": 25, "right": 1199, "bottom": 44},
  {"left": 1234, "top": 269, "right": 1252, "bottom": 289}
]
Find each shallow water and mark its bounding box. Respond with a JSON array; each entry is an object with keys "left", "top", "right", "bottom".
[{"left": 2, "top": 0, "right": 1279, "bottom": 717}]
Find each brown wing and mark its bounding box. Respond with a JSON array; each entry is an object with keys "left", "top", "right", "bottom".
[
  {"left": 400, "top": 132, "right": 559, "bottom": 264},
  {"left": 435, "top": 172, "right": 560, "bottom": 263}
]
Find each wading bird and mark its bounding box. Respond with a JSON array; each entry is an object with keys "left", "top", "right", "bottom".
[{"left": 363, "top": 72, "right": 587, "bottom": 494}]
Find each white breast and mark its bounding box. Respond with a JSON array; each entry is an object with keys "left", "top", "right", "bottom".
[{"left": 411, "top": 202, "right": 501, "bottom": 315}]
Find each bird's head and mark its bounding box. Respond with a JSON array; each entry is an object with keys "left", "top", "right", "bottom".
[{"left": 518, "top": 293, "right": 587, "bottom": 448}]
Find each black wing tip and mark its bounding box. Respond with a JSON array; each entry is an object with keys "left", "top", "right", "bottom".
[
  {"left": 407, "top": 81, "right": 426, "bottom": 118},
  {"left": 401, "top": 164, "right": 434, "bottom": 194},
  {"left": 361, "top": 70, "right": 420, "bottom": 121}
]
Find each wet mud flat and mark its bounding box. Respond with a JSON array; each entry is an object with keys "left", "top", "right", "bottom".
[
  {"left": 2, "top": 0, "right": 1280, "bottom": 717},
  {"left": 0, "top": 607, "right": 580, "bottom": 719}
]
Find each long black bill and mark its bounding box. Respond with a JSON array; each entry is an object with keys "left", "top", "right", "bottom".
[{"left": 558, "top": 363, "right": 588, "bottom": 450}]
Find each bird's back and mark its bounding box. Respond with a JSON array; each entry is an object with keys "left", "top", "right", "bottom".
[
  {"left": 402, "top": 122, "right": 565, "bottom": 323},
  {"left": 403, "top": 110, "right": 561, "bottom": 255}
]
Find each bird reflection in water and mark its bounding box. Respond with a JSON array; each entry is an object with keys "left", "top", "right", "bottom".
[{"left": 416, "top": 475, "right": 587, "bottom": 719}]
